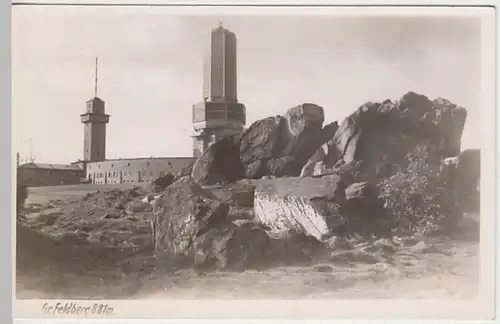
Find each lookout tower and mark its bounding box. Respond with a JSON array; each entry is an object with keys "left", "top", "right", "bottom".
[
  {"left": 81, "top": 57, "right": 110, "bottom": 162},
  {"left": 192, "top": 23, "right": 246, "bottom": 157}
]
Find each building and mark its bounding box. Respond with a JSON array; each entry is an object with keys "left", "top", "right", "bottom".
[
  {"left": 191, "top": 24, "right": 246, "bottom": 157},
  {"left": 86, "top": 157, "right": 193, "bottom": 184},
  {"left": 79, "top": 59, "right": 194, "bottom": 185},
  {"left": 17, "top": 163, "right": 85, "bottom": 187},
  {"left": 23, "top": 25, "right": 245, "bottom": 187}
]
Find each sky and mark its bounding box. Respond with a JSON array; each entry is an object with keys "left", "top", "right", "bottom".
[{"left": 12, "top": 6, "right": 482, "bottom": 164}]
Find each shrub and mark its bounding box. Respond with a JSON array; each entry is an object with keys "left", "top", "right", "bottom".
[
  {"left": 377, "top": 145, "right": 460, "bottom": 235},
  {"left": 152, "top": 173, "right": 175, "bottom": 191}
]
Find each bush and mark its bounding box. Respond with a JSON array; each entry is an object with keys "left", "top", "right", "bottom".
[
  {"left": 377, "top": 145, "right": 460, "bottom": 235},
  {"left": 152, "top": 173, "right": 175, "bottom": 191}
]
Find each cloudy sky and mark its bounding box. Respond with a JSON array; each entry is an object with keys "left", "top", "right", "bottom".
[{"left": 12, "top": 6, "right": 483, "bottom": 164}]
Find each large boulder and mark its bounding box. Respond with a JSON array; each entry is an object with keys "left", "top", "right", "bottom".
[
  {"left": 441, "top": 149, "right": 480, "bottom": 210},
  {"left": 191, "top": 134, "right": 245, "bottom": 185},
  {"left": 151, "top": 177, "right": 230, "bottom": 256},
  {"left": 191, "top": 103, "right": 337, "bottom": 185},
  {"left": 301, "top": 92, "right": 467, "bottom": 181},
  {"left": 240, "top": 116, "right": 284, "bottom": 173},
  {"left": 193, "top": 222, "right": 270, "bottom": 270},
  {"left": 254, "top": 175, "right": 347, "bottom": 241},
  {"left": 239, "top": 103, "right": 329, "bottom": 178},
  {"left": 456, "top": 149, "right": 480, "bottom": 196},
  {"left": 341, "top": 182, "right": 389, "bottom": 236}
]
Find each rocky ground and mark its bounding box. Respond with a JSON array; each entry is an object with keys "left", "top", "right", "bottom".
[
  {"left": 16, "top": 92, "right": 481, "bottom": 300},
  {"left": 16, "top": 184, "right": 479, "bottom": 300}
]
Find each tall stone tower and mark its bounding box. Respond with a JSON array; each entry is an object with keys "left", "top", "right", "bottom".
[
  {"left": 81, "top": 58, "right": 110, "bottom": 162},
  {"left": 192, "top": 23, "right": 246, "bottom": 157}
]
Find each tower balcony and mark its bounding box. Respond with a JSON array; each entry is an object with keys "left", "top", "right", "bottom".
[
  {"left": 192, "top": 101, "right": 246, "bottom": 132},
  {"left": 80, "top": 113, "right": 110, "bottom": 124}
]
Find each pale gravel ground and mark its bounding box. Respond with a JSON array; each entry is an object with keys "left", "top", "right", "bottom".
[{"left": 17, "top": 184, "right": 480, "bottom": 300}]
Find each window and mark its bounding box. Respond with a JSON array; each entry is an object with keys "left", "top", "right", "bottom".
[
  {"left": 127, "top": 163, "right": 131, "bottom": 166},
  {"left": 111, "top": 164, "right": 114, "bottom": 168}
]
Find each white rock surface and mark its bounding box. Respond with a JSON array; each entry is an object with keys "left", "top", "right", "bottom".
[{"left": 254, "top": 175, "right": 346, "bottom": 241}]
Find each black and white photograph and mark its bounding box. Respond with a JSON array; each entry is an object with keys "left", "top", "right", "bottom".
[{"left": 12, "top": 3, "right": 495, "bottom": 320}]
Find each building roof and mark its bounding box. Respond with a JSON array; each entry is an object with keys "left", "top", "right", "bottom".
[
  {"left": 90, "top": 157, "right": 194, "bottom": 163},
  {"left": 19, "top": 162, "right": 84, "bottom": 171}
]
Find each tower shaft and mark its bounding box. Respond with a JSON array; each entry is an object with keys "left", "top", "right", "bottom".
[{"left": 192, "top": 25, "right": 246, "bottom": 157}]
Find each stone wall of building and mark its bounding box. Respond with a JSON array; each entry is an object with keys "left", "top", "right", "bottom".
[
  {"left": 86, "top": 157, "right": 194, "bottom": 185},
  {"left": 18, "top": 164, "right": 85, "bottom": 187}
]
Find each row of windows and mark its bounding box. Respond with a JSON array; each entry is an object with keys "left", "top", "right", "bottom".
[
  {"left": 93, "top": 170, "right": 168, "bottom": 179},
  {"left": 88, "top": 161, "right": 174, "bottom": 170}
]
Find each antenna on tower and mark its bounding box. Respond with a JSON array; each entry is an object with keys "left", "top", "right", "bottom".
[
  {"left": 94, "top": 57, "right": 99, "bottom": 98},
  {"left": 218, "top": 20, "right": 223, "bottom": 28}
]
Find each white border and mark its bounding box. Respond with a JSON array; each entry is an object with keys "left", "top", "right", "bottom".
[{"left": 10, "top": 3, "right": 497, "bottom": 323}]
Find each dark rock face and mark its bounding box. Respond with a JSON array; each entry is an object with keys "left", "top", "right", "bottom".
[
  {"left": 254, "top": 175, "right": 347, "bottom": 241},
  {"left": 456, "top": 149, "right": 480, "bottom": 197},
  {"left": 301, "top": 92, "right": 467, "bottom": 182},
  {"left": 441, "top": 149, "right": 480, "bottom": 211},
  {"left": 191, "top": 134, "right": 245, "bottom": 186},
  {"left": 240, "top": 116, "right": 284, "bottom": 172},
  {"left": 191, "top": 103, "right": 336, "bottom": 185},
  {"left": 151, "top": 177, "right": 230, "bottom": 256},
  {"left": 340, "top": 182, "right": 389, "bottom": 236},
  {"left": 193, "top": 223, "right": 270, "bottom": 270},
  {"left": 239, "top": 104, "right": 328, "bottom": 178}
]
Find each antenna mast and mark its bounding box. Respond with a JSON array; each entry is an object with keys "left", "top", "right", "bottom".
[{"left": 94, "top": 57, "right": 99, "bottom": 98}]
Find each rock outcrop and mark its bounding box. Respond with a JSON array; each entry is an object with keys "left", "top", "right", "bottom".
[
  {"left": 301, "top": 92, "right": 467, "bottom": 183},
  {"left": 254, "top": 175, "right": 347, "bottom": 241},
  {"left": 341, "top": 182, "right": 389, "bottom": 236},
  {"left": 191, "top": 103, "right": 337, "bottom": 185},
  {"left": 193, "top": 223, "right": 270, "bottom": 270},
  {"left": 441, "top": 148, "right": 480, "bottom": 209},
  {"left": 151, "top": 177, "right": 230, "bottom": 256},
  {"left": 191, "top": 134, "right": 244, "bottom": 185}
]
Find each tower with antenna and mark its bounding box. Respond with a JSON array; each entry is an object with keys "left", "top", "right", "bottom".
[{"left": 80, "top": 57, "right": 110, "bottom": 162}]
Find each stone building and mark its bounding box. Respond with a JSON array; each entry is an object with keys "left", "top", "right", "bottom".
[
  {"left": 17, "top": 163, "right": 85, "bottom": 187},
  {"left": 86, "top": 157, "right": 193, "bottom": 185},
  {"left": 24, "top": 25, "right": 242, "bottom": 187}
]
